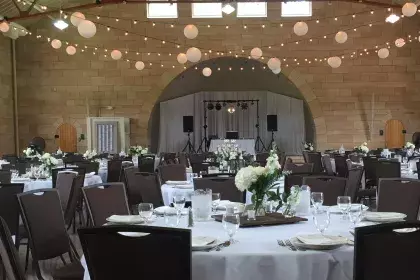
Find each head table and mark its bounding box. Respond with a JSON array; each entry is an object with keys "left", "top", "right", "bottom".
[{"left": 81, "top": 214, "right": 356, "bottom": 280}]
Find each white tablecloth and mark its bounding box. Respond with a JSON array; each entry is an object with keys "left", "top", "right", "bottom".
[
  {"left": 11, "top": 175, "right": 103, "bottom": 192},
  {"left": 81, "top": 214, "right": 355, "bottom": 280},
  {"left": 209, "top": 139, "right": 256, "bottom": 155}
]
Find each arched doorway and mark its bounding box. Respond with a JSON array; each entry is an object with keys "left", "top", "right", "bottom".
[
  {"left": 385, "top": 119, "right": 404, "bottom": 148},
  {"left": 56, "top": 123, "right": 77, "bottom": 152}
]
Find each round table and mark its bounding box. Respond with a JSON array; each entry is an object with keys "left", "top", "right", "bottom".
[
  {"left": 81, "top": 214, "right": 355, "bottom": 280},
  {"left": 12, "top": 175, "right": 103, "bottom": 192}
]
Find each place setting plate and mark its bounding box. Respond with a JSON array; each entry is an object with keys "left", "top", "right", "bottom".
[
  {"left": 105, "top": 215, "right": 157, "bottom": 225},
  {"left": 363, "top": 212, "right": 407, "bottom": 223},
  {"left": 290, "top": 234, "right": 349, "bottom": 250},
  {"left": 328, "top": 204, "right": 368, "bottom": 214},
  {"left": 154, "top": 206, "right": 188, "bottom": 216},
  {"left": 192, "top": 236, "right": 220, "bottom": 251}
]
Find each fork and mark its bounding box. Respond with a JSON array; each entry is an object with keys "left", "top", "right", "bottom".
[
  {"left": 285, "top": 239, "right": 306, "bottom": 251},
  {"left": 277, "top": 239, "right": 297, "bottom": 251}
]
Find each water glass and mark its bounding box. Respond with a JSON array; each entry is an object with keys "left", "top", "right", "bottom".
[
  {"left": 311, "top": 192, "right": 324, "bottom": 211},
  {"left": 10, "top": 169, "right": 19, "bottom": 179},
  {"left": 222, "top": 212, "right": 240, "bottom": 243},
  {"left": 212, "top": 193, "right": 221, "bottom": 212},
  {"left": 173, "top": 194, "right": 186, "bottom": 213},
  {"left": 138, "top": 203, "right": 154, "bottom": 224},
  {"left": 312, "top": 208, "right": 330, "bottom": 235},
  {"left": 164, "top": 208, "right": 180, "bottom": 227},
  {"left": 191, "top": 189, "right": 212, "bottom": 222},
  {"left": 337, "top": 196, "right": 351, "bottom": 220},
  {"left": 348, "top": 204, "right": 364, "bottom": 228}
]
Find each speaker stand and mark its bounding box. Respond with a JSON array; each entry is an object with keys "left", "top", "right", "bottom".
[
  {"left": 255, "top": 136, "right": 267, "bottom": 152},
  {"left": 182, "top": 132, "right": 195, "bottom": 153},
  {"left": 196, "top": 137, "right": 208, "bottom": 153},
  {"left": 267, "top": 131, "right": 276, "bottom": 151}
]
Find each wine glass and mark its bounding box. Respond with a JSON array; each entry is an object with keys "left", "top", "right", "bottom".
[
  {"left": 34, "top": 167, "right": 41, "bottom": 180},
  {"left": 312, "top": 208, "right": 330, "bottom": 235},
  {"left": 173, "top": 194, "right": 186, "bottom": 215},
  {"left": 348, "top": 204, "right": 364, "bottom": 228},
  {"left": 164, "top": 208, "right": 180, "bottom": 227},
  {"left": 311, "top": 192, "right": 324, "bottom": 211},
  {"left": 138, "top": 203, "right": 154, "bottom": 224},
  {"left": 222, "top": 212, "right": 240, "bottom": 244},
  {"left": 10, "top": 169, "right": 19, "bottom": 179},
  {"left": 212, "top": 193, "right": 221, "bottom": 213},
  {"left": 337, "top": 196, "right": 351, "bottom": 220}
]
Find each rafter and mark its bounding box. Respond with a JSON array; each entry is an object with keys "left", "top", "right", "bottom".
[
  {"left": 10, "top": 0, "right": 22, "bottom": 15},
  {"left": 26, "top": 0, "right": 40, "bottom": 14}
]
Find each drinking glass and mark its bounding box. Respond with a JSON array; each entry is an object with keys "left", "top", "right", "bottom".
[
  {"left": 10, "top": 169, "right": 19, "bottom": 179},
  {"left": 138, "top": 203, "right": 154, "bottom": 224},
  {"left": 173, "top": 194, "right": 186, "bottom": 214},
  {"left": 191, "top": 189, "right": 212, "bottom": 222},
  {"left": 212, "top": 193, "right": 221, "bottom": 212},
  {"left": 164, "top": 209, "right": 180, "bottom": 227},
  {"left": 311, "top": 192, "right": 324, "bottom": 211},
  {"left": 222, "top": 212, "right": 240, "bottom": 244},
  {"left": 34, "top": 167, "right": 41, "bottom": 180},
  {"left": 348, "top": 204, "right": 364, "bottom": 228},
  {"left": 312, "top": 208, "right": 330, "bottom": 235},
  {"left": 337, "top": 196, "right": 351, "bottom": 220}
]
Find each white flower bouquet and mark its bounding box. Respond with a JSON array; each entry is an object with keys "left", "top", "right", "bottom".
[
  {"left": 129, "top": 145, "right": 148, "bottom": 156},
  {"left": 353, "top": 142, "right": 369, "bottom": 155},
  {"left": 405, "top": 142, "right": 415, "bottom": 150},
  {"left": 303, "top": 142, "right": 314, "bottom": 151},
  {"left": 214, "top": 141, "right": 243, "bottom": 163},
  {"left": 23, "top": 147, "right": 40, "bottom": 158},
  {"left": 83, "top": 150, "right": 97, "bottom": 160},
  {"left": 38, "top": 153, "right": 59, "bottom": 175}
]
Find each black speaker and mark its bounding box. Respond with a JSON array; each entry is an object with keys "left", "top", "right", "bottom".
[
  {"left": 183, "top": 116, "right": 194, "bottom": 133},
  {"left": 267, "top": 115, "right": 278, "bottom": 132}
]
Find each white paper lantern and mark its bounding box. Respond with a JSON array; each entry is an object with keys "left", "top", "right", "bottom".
[
  {"left": 111, "top": 50, "right": 122, "bottom": 60},
  {"left": 402, "top": 3, "right": 417, "bottom": 17},
  {"left": 0, "top": 22, "right": 9, "bottom": 33},
  {"left": 78, "top": 20, "right": 96, "bottom": 39},
  {"left": 272, "top": 68, "right": 281, "bottom": 74},
  {"left": 184, "top": 24, "right": 198, "bottom": 39},
  {"left": 135, "top": 61, "right": 145, "bottom": 70},
  {"left": 51, "top": 39, "right": 62, "bottom": 49},
  {"left": 186, "top": 47, "right": 201, "bottom": 63},
  {"left": 395, "top": 38, "right": 405, "bottom": 47},
  {"left": 66, "top": 46, "right": 76, "bottom": 55},
  {"left": 293, "top": 21, "right": 308, "bottom": 36},
  {"left": 177, "top": 53, "right": 188, "bottom": 64},
  {"left": 378, "top": 48, "right": 390, "bottom": 59},
  {"left": 202, "top": 67, "right": 212, "bottom": 77},
  {"left": 250, "top": 47, "right": 262, "bottom": 59},
  {"left": 335, "top": 31, "right": 348, "bottom": 44},
  {"left": 327, "top": 56, "right": 342, "bottom": 68},
  {"left": 70, "top": 12, "right": 85, "bottom": 27},
  {"left": 267, "top": 57, "right": 281, "bottom": 70}
]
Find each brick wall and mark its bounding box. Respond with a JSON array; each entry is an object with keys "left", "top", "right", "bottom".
[
  {"left": 0, "top": 35, "right": 15, "bottom": 155},
  {"left": 15, "top": 2, "right": 420, "bottom": 152}
]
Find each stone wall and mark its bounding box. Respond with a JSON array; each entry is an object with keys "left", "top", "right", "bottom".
[
  {"left": 15, "top": 2, "right": 420, "bottom": 152},
  {"left": 0, "top": 35, "right": 15, "bottom": 155}
]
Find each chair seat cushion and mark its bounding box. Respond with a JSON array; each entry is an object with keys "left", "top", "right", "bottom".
[
  {"left": 52, "top": 261, "right": 84, "bottom": 280},
  {"left": 357, "top": 188, "right": 376, "bottom": 197}
]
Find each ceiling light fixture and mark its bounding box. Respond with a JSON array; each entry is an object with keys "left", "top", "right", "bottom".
[
  {"left": 222, "top": 3, "right": 235, "bottom": 15},
  {"left": 227, "top": 106, "right": 236, "bottom": 114},
  {"left": 385, "top": 13, "right": 400, "bottom": 23},
  {"left": 54, "top": 19, "right": 68, "bottom": 30}
]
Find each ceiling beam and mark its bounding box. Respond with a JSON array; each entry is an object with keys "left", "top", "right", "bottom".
[
  {"left": 4, "top": 0, "right": 402, "bottom": 22},
  {"left": 10, "top": 0, "right": 23, "bottom": 15},
  {"left": 26, "top": 0, "right": 39, "bottom": 14}
]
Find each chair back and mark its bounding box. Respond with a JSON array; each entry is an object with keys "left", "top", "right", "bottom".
[
  {"left": 107, "top": 159, "right": 123, "bottom": 183},
  {"left": 119, "top": 161, "right": 134, "bottom": 184},
  {"left": 159, "top": 153, "right": 177, "bottom": 165},
  {"left": 73, "top": 161, "right": 100, "bottom": 174},
  {"left": 354, "top": 222, "right": 420, "bottom": 280},
  {"left": 284, "top": 162, "right": 314, "bottom": 173},
  {"left": 321, "top": 154, "right": 334, "bottom": 176},
  {"left": 333, "top": 155, "right": 348, "bottom": 177},
  {"left": 1, "top": 164, "right": 12, "bottom": 171},
  {"left": 284, "top": 173, "right": 313, "bottom": 194},
  {"left": 138, "top": 155, "right": 156, "bottom": 173},
  {"left": 124, "top": 166, "right": 143, "bottom": 206},
  {"left": 304, "top": 152, "right": 323, "bottom": 173},
  {"left": 17, "top": 189, "right": 71, "bottom": 260},
  {"left": 56, "top": 171, "right": 78, "bottom": 211},
  {"left": 0, "top": 217, "right": 25, "bottom": 280},
  {"left": 52, "top": 167, "right": 85, "bottom": 189},
  {"left": 418, "top": 162, "right": 420, "bottom": 180},
  {"left": 134, "top": 173, "right": 164, "bottom": 208},
  {"left": 188, "top": 154, "right": 206, "bottom": 164},
  {"left": 64, "top": 175, "right": 85, "bottom": 226},
  {"left": 302, "top": 176, "right": 347, "bottom": 206},
  {"left": 178, "top": 153, "right": 189, "bottom": 168},
  {"left": 2, "top": 155, "right": 18, "bottom": 164},
  {"left": 157, "top": 164, "right": 186, "bottom": 184},
  {"left": 363, "top": 156, "right": 378, "bottom": 183},
  {"left": 14, "top": 162, "right": 29, "bottom": 176},
  {"left": 0, "top": 170, "right": 11, "bottom": 184},
  {"left": 256, "top": 153, "right": 270, "bottom": 164},
  {"left": 0, "top": 184, "right": 24, "bottom": 235},
  {"left": 194, "top": 178, "right": 245, "bottom": 203},
  {"left": 82, "top": 183, "right": 130, "bottom": 226},
  {"left": 377, "top": 178, "right": 420, "bottom": 220},
  {"left": 375, "top": 161, "right": 401, "bottom": 184},
  {"left": 63, "top": 154, "right": 84, "bottom": 165},
  {"left": 78, "top": 225, "right": 191, "bottom": 280},
  {"left": 345, "top": 167, "right": 364, "bottom": 203},
  {"left": 348, "top": 153, "right": 363, "bottom": 163},
  {"left": 190, "top": 162, "right": 211, "bottom": 174}
]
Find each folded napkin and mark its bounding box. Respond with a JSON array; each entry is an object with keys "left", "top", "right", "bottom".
[
  {"left": 85, "top": 172, "right": 95, "bottom": 178},
  {"left": 107, "top": 215, "right": 144, "bottom": 224},
  {"left": 364, "top": 212, "right": 406, "bottom": 221},
  {"left": 154, "top": 206, "right": 188, "bottom": 215},
  {"left": 12, "top": 178, "right": 31, "bottom": 182},
  {"left": 296, "top": 234, "right": 347, "bottom": 246},
  {"left": 192, "top": 236, "right": 216, "bottom": 247},
  {"left": 166, "top": 180, "right": 190, "bottom": 185}
]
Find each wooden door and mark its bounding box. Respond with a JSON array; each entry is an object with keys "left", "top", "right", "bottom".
[
  {"left": 385, "top": 119, "right": 404, "bottom": 148},
  {"left": 56, "top": 123, "right": 77, "bottom": 152}
]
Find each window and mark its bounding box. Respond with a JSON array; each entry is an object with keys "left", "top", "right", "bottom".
[
  {"left": 147, "top": 3, "right": 178, "bottom": 18},
  {"left": 192, "top": 3, "right": 222, "bottom": 18},
  {"left": 281, "top": 1, "right": 312, "bottom": 17},
  {"left": 237, "top": 2, "right": 267, "bottom": 17}
]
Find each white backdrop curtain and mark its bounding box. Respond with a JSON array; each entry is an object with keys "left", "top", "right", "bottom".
[{"left": 158, "top": 91, "right": 305, "bottom": 155}]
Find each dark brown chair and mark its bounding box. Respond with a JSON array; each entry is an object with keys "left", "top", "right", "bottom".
[
  {"left": 124, "top": 166, "right": 142, "bottom": 207},
  {"left": 56, "top": 171, "right": 78, "bottom": 212},
  {"left": 304, "top": 152, "right": 323, "bottom": 173},
  {"left": 348, "top": 153, "right": 363, "bottom": 163},
  {"left": 73, "top": 161, "right": 100, "bottom": 174},
  {"left": 345, "top": 167, "right": 364, "bottom": 203},
  {"left": 159, "top": 153, "right": 177, "bottom": 165},
  {"left": 284, "top": 173, "right": 312, "bottom": 194},
  {"left": 375, "top": 161, "right": 401, "bottom": 184},
  {"left": 363, "top": 157, "right": 379, "bottom": 188},
  {"left": 52, "top": 167, "right": 86, "bottom": 189},
  {"left": 64, "top": 175, "right": 85, "bottom": 231},
  {"left": 119, "top": 161, "right": 134, "bottom": 184},
  {"left": 1, "top": 164, "right": 12, "bottom": 171},
  {"left": 107, "top": 159, "right": 124, "bottom": 183},
  {"left": 138, "top": 155, "right": 156, "bottom": 173},
  {"left": 0, "top": 216, "right": 25, "bottom": 280},
  {"left": 188, "top": 153, "right": 206, "bottom": 164},
  {"left": 333, "top": 155, "right": 348, "bottom": 178},
  {"left": 17, "top": 189, "right": 84, "bottom": 280},
  {"left": 157, "top": 164, "right": 186, "bottom": 185},
  {"left": 0, "top": 170, "right": 11, "bottom": 184},
  {"left": 302, "top": 176, "right": 347, "bottom": 206},
  {"left": 418, "top": 162, "right": 420, "bottom": 180},
  {"left": 284, "top": 162, "right": 314, "bottom": 173},
  {"left": 178, "top": 152, "right": 189, "bottom": 168},
  {"left": 190, "top": 162, "right": 211, "bottom": 174},
  {"left": 194, "top": 177, "right": 245, "bottom": 203},
  {"left": 322, "top": 154, "right": 334, "bottom": 176},
  {"left": 2, "top": 154, "right": 18, "bottom": 164},
  {"left": 134, "top": 172, "right": 164, "bottom": 208},
  {"left": 377, "top": 178, "right": 420, "bottom": 220},
  {"left": 82, "top": 183, "right": 130, "bottom": 226},
  {"left": 15, "top": 162, "right": 29, "bottom": 176},
  {"left": 354, "top": 222, "right": 420, "bottom": 280},
  {"left": 63, "top": 154, "right": 84, "bottom": 166},
  {"left": 256, "top": 153, "right": 270, "bottom": 165},
  {"left": 78, "top": 225, "right": 191, "bottom": 280}
]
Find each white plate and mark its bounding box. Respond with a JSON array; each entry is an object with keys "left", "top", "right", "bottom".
[
  {"left": 12, "top": 178, "right": 31, "bottom": 182},
  {"left": 106, "top": 215, "right": 144, "bottom": 224},
  {"left": 172, "top": 184, "right": 193, "bottom": 189},
  {"left": 292, "top": 235, "right": 347, "bottom": 250},
  {"left": 166, "top": 181, "right": 190, "bottom": 185},
  {"left": 364, "top": 212, "right": 407, "bottom": 223},
  {"left": 154, "top": 206, "right": 188, "bottom": 216},
  {"left": 329, "top": 204, "right": 368, "bottom": 214},
  {"left": 191, "top": 236, "right": 219, "bottom": 251}
]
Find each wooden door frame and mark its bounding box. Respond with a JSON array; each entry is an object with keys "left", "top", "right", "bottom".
[{"left": 384, "top": 119, "right": 405, "bottom": 149}]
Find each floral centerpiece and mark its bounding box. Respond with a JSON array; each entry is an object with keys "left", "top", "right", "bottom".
[
  {"left": 214, "top": 140, "right": 245, "bottom": 172},
  {"left": 303, "top": 142, "right": 314, "bottom": 151},
  {"left": 38, "top": 153, "right": 59, "bottom": 176},
  {"left": 23, "top": 146, "right": 40, "bottom": 158},
  {"left": 129, "top": 145, "right": 148, "bottom": 156},
  {"left": 83, "top": 150, "right": 97, "bottom": 161},
  {"left": 353, "top": 142, "right": 369, "bottom": 155},
  {"left": 405, "top": 142, "right": 415, "bottom": 150}
]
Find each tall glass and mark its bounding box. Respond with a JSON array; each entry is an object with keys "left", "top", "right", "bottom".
[
  {"left": 212, "top": 193, "right": 221, "bottom": 213},
  {"left": 138, "top": 203, "right": 154, "bottom": 224},
  {"left": 313, "top": 208, "right": 330, "bottom": 235},
  {"left": 173, "top": 194, "right": 186, "bottom": 214},
  {"left": 348, "top": 204, "right": 364, "bottom": 228},
  {"left": 222, "top": 212, "right": 240, "bottom": 244},
  {"left": 337, "top": 196, "right": 351, "bottom": 220},
  {"left": 191, "top": 189, "right": 212, "bottom": 222},
  {"left": 311, "top": 192, "right": 324, "bottom": 211}
]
